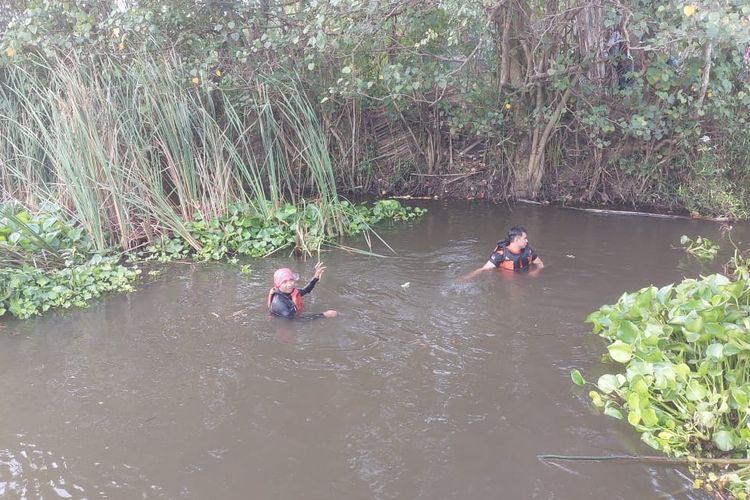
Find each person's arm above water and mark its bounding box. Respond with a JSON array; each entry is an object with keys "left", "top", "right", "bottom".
[
  {"left": 528, "top": 247, "right": 544, "bottom": 269},
  {"left": 297, "top": 277, "right": 318, "bottom": 296},
  {"left": 298, "top": 262, "right": 327, "bottom": 296},
  {"left": 295, "top": 311, "right": 337, "bottom": 320},
  {"left": 462, "top": 253, "right": 500, "bottom": 280}
]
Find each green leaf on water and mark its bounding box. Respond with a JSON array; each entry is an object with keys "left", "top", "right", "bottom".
[
  {"left": 603, "top": 405, "right": 623, "bottom": 420},
  {"left": 713, "top": 430, "right": 736, "bottom": 451},
  {"left": 608, "top": 341, "right": 633, "bottom": 363},
  {"left": 656, "top": 284, "right": 673, "bottom": 304},
  {"left": 641, "top": 432, "right": 661, "bottom": 451},
  {"left": 641, "top": 407, "right": 659, "bottom": 427},
  {"left": 731, "top": 387, "right": 749, "bottom": 409},
  {"left": 597, "top": 374, "right": 621, "bottom": 394},
  {"left": 617, "top": 320, "right": 639, "bottom": 343},
  {"left": 589, "top": 391, "right": 604, "bottom": 407},
  {"left": 628, "top": 410, "right": 641, "bottom": 426},
  {"left": 570, "top": 369, "right": 585, "bottom": 386}
]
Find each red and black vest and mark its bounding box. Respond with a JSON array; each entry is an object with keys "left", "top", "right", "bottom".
[{"left": 492, "top": 243, "right": 535, "bottom": 271}]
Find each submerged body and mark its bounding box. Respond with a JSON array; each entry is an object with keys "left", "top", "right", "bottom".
[
  {"left": 268, "top": 277, "right": 325, "bottom": 320},
  {"left": 488, "top": 242, "right": 539, "bottom": 271},
  {"left": 465, "top": 225, "right": 544, "bottom": 279},
  {"left": 267, "top": 263, "right": 337, "bottom": 320}
]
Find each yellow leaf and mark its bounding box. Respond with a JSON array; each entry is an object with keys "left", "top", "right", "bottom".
[
  {"left": 504, "top": 103, "right": 512, "bottom": 109},
  {"left": 5, "top": 47, "right": 15, "bottom": 58},
  {"left": 683, "top": 5, "right": 696, "bottom": 17},
  {"left": 215, "top": 69, "right": 222, "bottom": 77},
  {"left": 192, "top": 77, "right": 200, "bottom": 85}
]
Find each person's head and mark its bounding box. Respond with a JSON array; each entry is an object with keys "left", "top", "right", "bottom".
[
  {"left": 506, "top": 225, "right": 528, "bottom": 249},
  {"left": 273, "top": 268, "right": 299, "bottom": 294}
]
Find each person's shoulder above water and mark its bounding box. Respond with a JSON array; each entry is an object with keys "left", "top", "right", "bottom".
[
  {"left": 463, "top": 224, "right": 543, "bottom": 280},
  {"left": 266, "top": 262, "right": 337, "bottom": 320}
]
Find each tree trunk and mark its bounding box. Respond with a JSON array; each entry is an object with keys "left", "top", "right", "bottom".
[
  {"left": 516, "top": 76, "right": 578, "bottom": 198},
  {"left": 499, "top": 8, "right": 512, "bottom": 88},
  {"left": 576, "top": 0, "right": 605, "bottom": 83},
  {"left": 697, "top": 40, "right": 713, "bottom": 107}
]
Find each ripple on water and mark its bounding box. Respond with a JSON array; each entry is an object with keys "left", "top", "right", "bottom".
[{"left": 0, "top": 438, "right": 84, "bottom": 498}]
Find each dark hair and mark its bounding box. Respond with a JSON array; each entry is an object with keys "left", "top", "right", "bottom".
[{"left": 499, "top": 225, "right": 527, "bottom": 246}]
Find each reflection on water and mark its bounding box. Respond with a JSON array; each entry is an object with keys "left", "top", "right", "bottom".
[
  {"left": 0, "top": 437, "right": 84, "bottom": 498},
  {"left": 1, "top": 202, "right": 739, "bottom": 499}
]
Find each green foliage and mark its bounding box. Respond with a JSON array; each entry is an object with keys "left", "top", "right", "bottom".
[
  {"left": 0, "top": 206, "right": 139, "bottom": 318},
  {"left": 0, "top": 257, "right": 139, "bottom": 319},
  {"left": 0, "top": 199, "right": 425, "bottom": 318},
  {"left": 680, "top": 235, "right": 720, "bottom": 260},
  {"left": 0, "top": 205, "right": 98, "bottom": 267},
  {"left": 570, "top": 369, "right": 585, "bottom": 387},
  {"left": 584, "top": 273, "right": 750, "bottom": 497},
  {"left": 0, "top": 55, "right": 355, "bottom": 252},
  {"left": 144, "top": 199, "right": 426, "bottom": 262},
  {"left": 370, "top": 199, "right": 427, "bottom": 222},
  {"left": 2, "top": 0, "right": 750, "bottom": 224}
]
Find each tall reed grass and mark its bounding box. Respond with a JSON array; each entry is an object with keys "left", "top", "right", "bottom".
[{"left": 0, "top": 53, "right": 353, "bottom": 253}]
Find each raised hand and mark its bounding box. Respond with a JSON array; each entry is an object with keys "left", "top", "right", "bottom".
[
  {"left": 313, "top": 261, "right": 327, "bottom": 280},
  {"left": 323, "top": 310, "right": 337, "bottom": 318}
]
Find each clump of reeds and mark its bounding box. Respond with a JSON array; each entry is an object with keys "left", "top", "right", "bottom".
[{"left": 0, "top": 52, "right": 351, "bottom": 254}]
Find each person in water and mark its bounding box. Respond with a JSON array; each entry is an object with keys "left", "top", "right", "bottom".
[
  {"left": 267, "top": 262, "right": 337, "bottom": 319},
  {"left": 466, "top": 225, "right": 544, "bottom": 278}
]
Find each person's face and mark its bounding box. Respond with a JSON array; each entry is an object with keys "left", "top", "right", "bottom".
[
  {"left": 511, "top": 232, "right": 529, "bottom": 248},
  {"left": 278, "top": 278, "right": 296, "bottom": 294}
]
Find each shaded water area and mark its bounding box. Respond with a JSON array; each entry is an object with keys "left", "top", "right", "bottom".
[{"left": 2, "top": 202, "right": 749, "bottom": 499}]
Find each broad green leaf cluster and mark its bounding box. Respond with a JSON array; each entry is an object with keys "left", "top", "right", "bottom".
[
  {"left": 0, "top": 206, "right": 139, "bottom": 318},
  {"left": 144, "top": 199, "right": 426, "bottom": 263},
  {"left": 586, "top": 273, "right": 750, "bottom": 497},
  {"left": 681, "top": 234, "right": 720, "bottom": 261}
]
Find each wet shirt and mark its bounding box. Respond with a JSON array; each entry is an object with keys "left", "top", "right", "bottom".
[
  {"left": 269, "top": 277, "right": 324, "bottom": 320},
  {"left": 489, "top": 245, "right": 538, "bottom": 271}
]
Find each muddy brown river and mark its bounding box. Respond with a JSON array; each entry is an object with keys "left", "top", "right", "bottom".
[{"left": 2, "top": 202, "right": 745, "bottom": 499}]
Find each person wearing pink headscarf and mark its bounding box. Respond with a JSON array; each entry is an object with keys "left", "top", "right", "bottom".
[{"left": 267, "top": 262, "right": 337, "bottom": 319}]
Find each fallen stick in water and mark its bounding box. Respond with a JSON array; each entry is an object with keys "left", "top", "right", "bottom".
[
  {"left": 539, "top": 454, "right": 750, "bottom": 465},
  {"left": 516, "top": 199, "right": 733, "bottom": 222}
]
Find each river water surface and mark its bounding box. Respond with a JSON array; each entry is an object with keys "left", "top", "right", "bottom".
[{"left": 2, "top": 202, "right": 748, "bottom": 499}]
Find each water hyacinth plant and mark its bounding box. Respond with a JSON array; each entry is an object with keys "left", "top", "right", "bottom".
[
  {"left": 681, "top": 235, "right": 720, "bottom": 261},
  {"left": 0, "top": 199, "right": 424, "bottom": 319},
  {"left": 580, "top": 273, "right": 750, "bottom": 497},
  {"left": 0, "top": 207, "right": 140, "bottom": 318},
  {"left": 143, "top": 199, "right": 426, "bottom": 263}
]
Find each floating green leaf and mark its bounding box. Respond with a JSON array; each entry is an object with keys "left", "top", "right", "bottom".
[
  {"left": 570, "top": 369, "right": 585, "bottom": 386},
  {"left": 712, "top": 430, "right": 736, "bottom": 451},
  {"left": 608, "top": 341, "right": 633, "bottom": 363},
  {"left": 603, "top": 405, "right": 623, "bottom": 420},
  {"left": 597, "top": 374, "right": 622, "bottom": 394}
]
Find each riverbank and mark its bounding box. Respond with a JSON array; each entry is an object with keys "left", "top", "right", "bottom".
[{"left": 0, "top": 199, "right": 426, "bottom": 319}]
